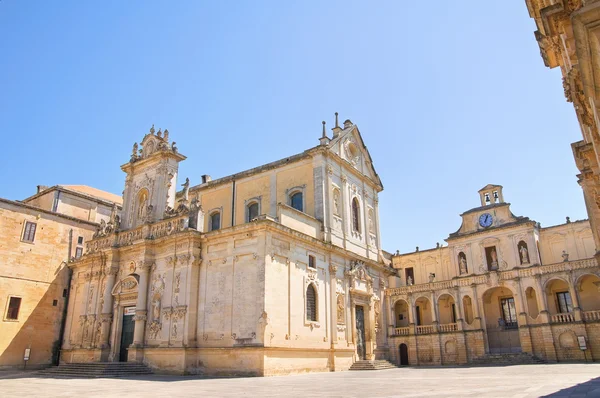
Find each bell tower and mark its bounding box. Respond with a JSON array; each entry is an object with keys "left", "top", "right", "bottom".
[
  {"left": 120, "top": 125, "right": 187, "bottom": 230},
  {"left": 478, "top": 184, "right": 504, "bottom": 206}
]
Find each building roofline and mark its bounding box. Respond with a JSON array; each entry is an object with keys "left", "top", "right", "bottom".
[
  {"left": 0, "top": 197, "right": 99, "bottom": 227},
  {"left": 21, "top": 185, "right": 123, "bottom": 208}
]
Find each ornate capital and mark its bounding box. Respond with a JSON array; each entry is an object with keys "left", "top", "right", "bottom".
[{"left": 329, "top": 264, "right": 338, "bottom": 273}]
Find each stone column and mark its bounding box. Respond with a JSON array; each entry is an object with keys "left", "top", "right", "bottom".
[
  {"left": 430, "top": 291, "right": 439, "bottom": 332},
  {"left": 407, "top": 295, "right": 416, "bottom": 334},
  {"left": 385, "top": 294, "right": 393, "bottom": 337},
  {"left": 329, "top": 264, "right": 338, "bottom": 348},
  {"left": 514, "top": 277, "right": 528, "bottom": 326},
  {"left": 132, "top": 262, "right": 151, "bottom": 346},
  {"left": 454, "top": 287, "right": 464, "bottom": 331},
  {"left": 341, "top": 174, "right": 349, "bottom": 239},
  {"left": 568, "top": 274, "right": 582, "bottom": 321},
  {"left": 366, "top": 296, "right": 376, "bottom": 360},
  {"left": 471, "top": 284, "right": 482, "bottom": 328},
  {"left": 99, "top": 266, "right": 118, "bottom": 352},
  {"left": 534, "top": 275, "right": 550, "bottom": 323}
]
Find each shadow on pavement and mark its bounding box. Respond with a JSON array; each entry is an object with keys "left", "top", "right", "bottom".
[{"left": 542, "top": 376, "right": 600, "bottom": 397}]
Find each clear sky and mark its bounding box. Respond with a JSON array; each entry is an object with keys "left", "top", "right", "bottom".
[{"left": 0, "top": 1, "right": 585, "bottom": 253}]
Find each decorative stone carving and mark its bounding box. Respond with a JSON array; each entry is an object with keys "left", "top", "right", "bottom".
[{"left": 336, "top": 294, "right": 345, "bottom": 324}]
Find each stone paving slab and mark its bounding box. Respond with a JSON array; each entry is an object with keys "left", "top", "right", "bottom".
[{"left": 0, "top": 364, "right": 599, "bottom": 397}]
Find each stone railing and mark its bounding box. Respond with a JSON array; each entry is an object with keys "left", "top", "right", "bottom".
[
  {"left": 387, "top": 258, "right": 598, "bottom": 297},
  {"left": 85, "top": 215, "right": 190, "bottom": 255},
  {"left": 551, "top": 312, "right": 575, "bottom": 324},
  {"left": 439, "top": 323, "right": 458, "bottom": 332},
  {"left": 416, "top": 325, "right": 434, "bottom": 335},
  {"left": 583, "top": 310, "right": 600, "bottom": 322},
  {"left": 392, "top": 326, "right": 410, "bottom": 336}
]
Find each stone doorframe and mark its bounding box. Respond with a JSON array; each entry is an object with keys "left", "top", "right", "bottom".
[
  {"left": 350, "top": 291, "right": 376, "bottom": 360},
  {"left": 108, "top": 276, "right": 139, "bottom": 361}
]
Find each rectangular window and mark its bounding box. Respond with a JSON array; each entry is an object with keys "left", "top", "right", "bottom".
[
  {"left": 77, "top": 236, "right": 84, "bottom": 245},
  {"left": 405, "top": 267, "right": 414, "bottom": 284},
  {"left": 22, "top": 221, "right": 37, "bottom": 243},
  {"left": 451, "top": 303, "right": 457, "bottom": 323},
  {"left": 556, "top": 292, "right": 573, "bottom": 314},
  {"left": 6, "top": 297, "right": 22, "bottom": 320},
  {"left": 500, "top": 297, "right": 518, "bottom": 328},
  {"left": 52, "top": 299, "right": 58, "bottom": 307},
  {"left": 75, "top": 247, "right": 83, "bottom": 259},
  {"left": 308, "top": 255, "right": 316, "bottom": 269}
]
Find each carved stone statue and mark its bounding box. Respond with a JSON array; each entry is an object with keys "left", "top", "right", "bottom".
[
  {"left": 152, "top": 295, "right": 161, "bottom": 321},
  {"left": 336, "top": 294, "right": 345, "bottom": 324},
  {"left": 407, "top": 276, "right": 413, "bottom": 286},
  {"left": 171, "top": 141, "right": 178, "bottom": 153},
  {"left": 131, "top": 143, "right": 139, "bottom": 162},
  {"left": 181, "top": 177, "right": 190, "bottom": 203},
  {"left": 333, "top": 190, "right": 340, "bottom": 216},
  {"left": 520, "top": 245, "right": 530, "bottom": 264},
  {"left": 562, "top": 250, "right": 569, "bottom": 262},
  {"left": 163, "top": 129, "right": 169, "bottom": 143},
  {"left": 459, "top": 255, "right": 468, "bottom": 274},
  {"left": 490, "top": 248, "right": 498, "bottom": 269}
]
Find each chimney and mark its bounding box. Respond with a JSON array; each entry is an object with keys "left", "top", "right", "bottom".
[
  {"left": 37, "top": 185, "right": 48, "bottom": 194},
  {"left": 201, "top": 175, "right": 212, "bottom": 184}
]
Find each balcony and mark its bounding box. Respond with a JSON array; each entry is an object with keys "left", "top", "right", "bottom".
[
  {"left": 439, "top": 323, "right": 458, "bottom": 332},
  {"left": 551, "top": 313, "right": 575, "bottom": 324},
  {"left": 416, "top": 325, "right": 434, "bottom": 335},
  {"left": 583, "top": 310, "right": 600, "bottom": 322},
  {"left": 392, "top": 327, "right": 410, "bottom": 336}
]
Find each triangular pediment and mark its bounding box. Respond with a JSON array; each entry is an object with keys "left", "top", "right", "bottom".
[{"left": 328, "top": 122, "right": 382, "bottom": 189}]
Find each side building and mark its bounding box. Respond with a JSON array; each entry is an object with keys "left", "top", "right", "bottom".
[
  {"left": 0, "top": 186, "right": 121, "bottom": 369},
  {"left": 60, "top": 120, "right": 396, "bottom": 375},
  {"left": 387, "top": 185, "right": 600, "bottom": 366}
]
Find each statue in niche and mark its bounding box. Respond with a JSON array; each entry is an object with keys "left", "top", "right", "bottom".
[
  {"left": 490, "top": 248, "right": 498, "bottom": 269},
  {"left": 407, "top": 276, "right": 413, "bottom": 286},
  {"left": 374, "top": 300, "right": 380, "bottom": 329},
  {"left": 459, "top": 252, "right": 468, "bottom": 275},
  {"left": 562, "top": 250, "right": 569, "bottom": 262},
  {"left": 519, "top": 244, "right": 530, "bottom": 264},
  {"left": 137, "top": 191, "right": 148, "bottom": 220},
  {"left": 368, "top": 211, "right": 374, "bottom": 233},
  {"left": 337, "top": 294, "right": 345, "bottom": 324},
  {"left": 333, "top": 190, "right": 340, "bottom": 216}
]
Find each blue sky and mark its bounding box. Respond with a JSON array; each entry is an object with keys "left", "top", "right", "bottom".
[{"left": 0, "top": 1, "right": 584, "bottom": 253}]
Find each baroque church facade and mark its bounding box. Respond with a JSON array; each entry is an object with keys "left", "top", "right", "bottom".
[{"left": 61, "top": 119, "right": 396, "bottom": 375}]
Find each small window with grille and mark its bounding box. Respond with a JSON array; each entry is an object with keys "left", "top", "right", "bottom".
[{"left": 306, "top": 284, "right": 317, "bottom": 322}]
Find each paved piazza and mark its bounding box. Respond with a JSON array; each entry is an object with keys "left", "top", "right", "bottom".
[{"left": 1, "top": 364, "right": 600, "bottom": 397}]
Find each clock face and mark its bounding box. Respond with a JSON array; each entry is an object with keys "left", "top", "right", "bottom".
[{"left": 479, "top": 213, "right": 493, "bottom": 228}]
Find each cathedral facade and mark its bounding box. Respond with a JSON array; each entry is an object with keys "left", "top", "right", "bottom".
[{"left": 60, "top": 120, "right": 395, "bottom": 375}]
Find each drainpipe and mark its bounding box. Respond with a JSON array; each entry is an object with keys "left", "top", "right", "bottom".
[{"left": 231, "top": 180, "right": 236, "bottom": 227}]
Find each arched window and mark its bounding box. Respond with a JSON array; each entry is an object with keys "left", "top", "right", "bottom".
[
  {"left": 247, "top": 202, "right": 259, "bottom": 222},
  {"left": 306, "top": 284, "right": 317, "bottom": 322},
  {"left": 352, "top": 197, "right": 360, "bottom": 233},
  {"left": 290, "top": 192, "right": 303, "bottom": 212},
  {"left": 209, "top": 212, "right": 221, "bottom": 231},
  {"left": 517, "top": 240, "right": 530, "bottom": 264}
]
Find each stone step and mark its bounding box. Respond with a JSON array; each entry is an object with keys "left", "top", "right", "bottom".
[
  {"left": 469, "top": 353, "right": 546, "bottom": 366},
  {"left": 350, "top": 360, "right": 397, "bottom": 371},
  {"left": 37, "top": 362, "right": 153, "bottom": 378}
]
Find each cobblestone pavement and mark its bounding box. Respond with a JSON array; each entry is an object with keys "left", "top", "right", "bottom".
[{"left": 1, "top": 363, "right": 599, "bottom": 397}]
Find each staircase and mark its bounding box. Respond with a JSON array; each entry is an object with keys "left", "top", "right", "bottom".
[
  {"left": 469, "top": 352, "right": 546, "bottom": 366},
  {"left": 350, "top": 360, "right": 398, "bottom": 371},
  {"left": 37, "top": 362, "right": 153, "bottom": 378}
]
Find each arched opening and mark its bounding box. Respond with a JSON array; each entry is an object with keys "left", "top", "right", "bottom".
[
  {"left": 578, "top": 274, "right": 600, "bottom": 313},
  {"left": 482, "top": 286, "right": 521, "bottom": 353},
  {"left": 394, "top": 299, "right": 409, "bottom": 328},
  {"left": 517, "top": 240, "right": 530, "bottom": 265},
  {"left": 399, "top": 343, "right": 409, "bottom": 366},
  {"left": 306, "top": 284, "right": 317, "bottom": 322},
  {"left": 247, "top": 202, "right": 259, "bottom": 222},
  {"left": 209, "top": 211, "right": 221, "bottom": 231},
  {"left": 458, "top": 252, "right": 468, "bottom": 275},
  {"left": 437, "top": 294, "right": 457, "bottom": 328},
  {"left": 545, "top": 278, "right": 572, "bottom": 315},
  {"left": 525, "top": 286, "right": 539, "bottom": 319},
  {"left": 351, "top": 197, "right": 360, "bottom": 233},
  {"left": 290, "top": 191, "right": 303, "bottom": 212},
  {"left": 414, "top": 297, "right": 433, "bottom": 333},
  {"left": 462, "top": 295, "right": 474, "bottom": 325}
]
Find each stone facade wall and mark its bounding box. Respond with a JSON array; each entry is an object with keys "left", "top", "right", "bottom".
[{"left": 0, "top": 200, "right": 96, "bottom": 368}]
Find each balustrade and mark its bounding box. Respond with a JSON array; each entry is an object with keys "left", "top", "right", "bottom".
[
  {"left": 439, "top": 323, "right": 458, "bottom": 332},
  {"left": 551, "top": 312, "right": 574, "bottom": 323},
  {"left": 392, "top": 327, "right": 410, "bottom": 336},
  {"left": 415, "top": 325, "right": 434, "bottom": 335},
  {"left": 583, "top": 310, "right": 600, "bottom": 322}
]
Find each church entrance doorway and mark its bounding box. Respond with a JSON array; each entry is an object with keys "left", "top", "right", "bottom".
[
  {"left": 355, "top": 306, "right": 366, "bottom": 360},
  {"left": 399, "top": 344, "right": 409, "bottom": 366},
  {"left": 119, "top": 307, "right": 135, "bottom": 362}
]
